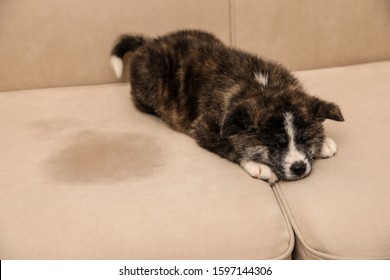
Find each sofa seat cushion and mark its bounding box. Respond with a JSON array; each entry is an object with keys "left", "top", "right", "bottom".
[
  {"left": 274, "top": 61, "right": 390, "bottom": 259},
  {"left": 0, "top": 84, "right": 293, "bottom": 259}
]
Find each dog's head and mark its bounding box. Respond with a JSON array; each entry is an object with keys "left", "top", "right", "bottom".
[{"left": 221, "top": 89, "right": 344, "bottom": 181}]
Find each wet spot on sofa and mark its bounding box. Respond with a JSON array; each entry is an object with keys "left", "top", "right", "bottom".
[{"left": 45, "top": 130, "right": 163, "bottom": 184}]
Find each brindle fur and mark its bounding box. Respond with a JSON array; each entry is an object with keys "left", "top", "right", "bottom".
[{"left": 111, "top": 30, "right": 344, "bottom": 181}]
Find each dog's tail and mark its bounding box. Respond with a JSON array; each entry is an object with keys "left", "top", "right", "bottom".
[{"left": 110, "top": 34, "right": 146, "bottom": 79}]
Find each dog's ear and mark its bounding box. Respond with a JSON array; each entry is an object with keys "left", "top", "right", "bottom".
[
  {"left": 311, "top": 97, "right": 344, "bottom": 122},
  {"left": 221, "top": 105, "right": 252, "bottom": 136}
]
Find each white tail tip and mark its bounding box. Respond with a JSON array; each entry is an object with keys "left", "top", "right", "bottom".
[{"left": 110, "top": 56, "right": 123, "bottom": 79}]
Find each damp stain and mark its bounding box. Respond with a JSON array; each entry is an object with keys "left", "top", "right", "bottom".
[{"left": 45, "top": 130, "right": 163, "bottom": 184}]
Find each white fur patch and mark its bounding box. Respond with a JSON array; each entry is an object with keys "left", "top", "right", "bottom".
[
  {"left": 320, "top": 137, "right": 337, "bottom": 158},
  {"left": 283, "top": 112, "right": 311, "bottom": 178},
  {"left": 240, "top": 160, "right": 278, "bottom": 186},
  {"left": 110, "top": 55, "right": 123, "bottom": 79},
  {"left": 254, "top": 71, "right": 268, "bottom": 86}
]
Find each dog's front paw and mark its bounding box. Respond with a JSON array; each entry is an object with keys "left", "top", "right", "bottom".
[
  {"left": 240, "top": 161, "right": 278, "bottom": 186},
  {"left": 320, "top": 137, "right": 338, "bottom": 158}
]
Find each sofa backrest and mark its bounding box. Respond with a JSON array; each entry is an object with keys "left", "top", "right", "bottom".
[{"left": 1, "top": 0, "right": 389, "bottom": 91}]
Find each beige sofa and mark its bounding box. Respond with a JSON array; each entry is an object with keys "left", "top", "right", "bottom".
[{"left": 1, "top": 0, "right": 389, "bottom": 259}]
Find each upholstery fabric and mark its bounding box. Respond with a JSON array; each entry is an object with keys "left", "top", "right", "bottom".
[
  {"left": 1, "top": 0, "right": 390, "bottom": 91},
  {"left": 233, "top": 0, "right": 390, "bottom": 70},
  {"left": 1, "top": 60, "right": 389, "bottom": 260},
  {"left": 0, "top": 0, "right": 230, "bottom": 91},
  {"left": 0, "top": 84, "right": 293, "bottom": 259},
  {"left": 274, "top": 61, "right": 390, "bottom": 259}
]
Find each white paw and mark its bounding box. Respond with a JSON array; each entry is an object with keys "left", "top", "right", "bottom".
[
  {"left": 320, "top": 137, "right": 337, "bottom": 158},
  {"left": 240, "top": 161, "right": 278, "bottom": 186}
]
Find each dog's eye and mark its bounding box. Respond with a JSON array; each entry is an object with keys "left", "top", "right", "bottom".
[
  {"left": 274, "top": 137, "right": 288, "bottom": 148},
  {"left": 296, "top": 135, "right": 308, "bottom": 145}
]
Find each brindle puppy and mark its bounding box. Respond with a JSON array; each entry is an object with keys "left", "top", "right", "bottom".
[{"left": 111, "top": 30, "right": 344, "bottom": 186}]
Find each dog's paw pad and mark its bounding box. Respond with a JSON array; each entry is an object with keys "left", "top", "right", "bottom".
[
  {"left": 240, "top": 161, "right": 278, "bottom": 186},
  {"left": 320, "top": 137, "right": 337, "bottom": 158}
]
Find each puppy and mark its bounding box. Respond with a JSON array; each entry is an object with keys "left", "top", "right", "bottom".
[{"left": 110, "top": 30, "right": 344, "bottom": 186}]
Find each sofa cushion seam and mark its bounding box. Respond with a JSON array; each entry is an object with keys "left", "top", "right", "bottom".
[
  {"left": 269, "top": 184, "right": 295, "bottom": 260},
  {"left": 274, "top": 184, "right": 341, "bottom": 260}
]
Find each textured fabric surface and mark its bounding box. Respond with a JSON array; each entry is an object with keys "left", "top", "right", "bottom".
[
  {"left": 0, "top": 0, "right": 231, "bottom": 91},
  {"left": 233, "top": 0, "right": 390, "bottom": 70},
  {"left": 1, "top": 0, "right": 390, "bottom": 91},
  {"left": 274, "top": 61, "right": 390, "bottom": 259},
  {"left": 0, "top": 84, "right": 293, "bottom": 259}
]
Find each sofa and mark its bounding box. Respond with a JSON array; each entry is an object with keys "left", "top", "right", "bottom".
[{"left": 1, "top": 0, "right": 389, "bottom": 260}]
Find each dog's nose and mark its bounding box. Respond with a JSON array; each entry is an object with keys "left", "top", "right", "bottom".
[{"left": 290, "top": 161, "right": 307, "bottom": 176}]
